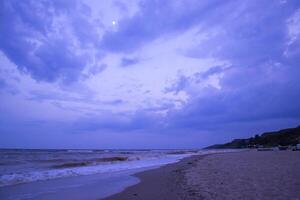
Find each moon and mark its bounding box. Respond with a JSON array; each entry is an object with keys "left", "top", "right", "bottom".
[{"left": 112, "top": 21, "right": 116, "bottom": 25}]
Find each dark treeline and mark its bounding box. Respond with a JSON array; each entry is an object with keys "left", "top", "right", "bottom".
[{"left": 206, "top": 125, "right": 300, "bottom": 149}]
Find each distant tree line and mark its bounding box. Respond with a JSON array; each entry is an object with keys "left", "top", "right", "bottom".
[{"left": 206, "top": 125, "right": 300, "bottom": 149}]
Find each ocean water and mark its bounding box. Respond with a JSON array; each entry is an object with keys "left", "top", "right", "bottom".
[
  {"left": 0, "top": 149, "right": 200, "bottom": 187},
  {"left": 0, "top": 149, "right": 233, "bottom": 199}
]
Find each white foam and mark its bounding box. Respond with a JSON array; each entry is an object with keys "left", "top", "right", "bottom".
[
  {"left": 0, "top": 154, "right": 190, "bottom": 187},
  {"left": 0, "top": 149, "right": 240, "bottom": 187}
]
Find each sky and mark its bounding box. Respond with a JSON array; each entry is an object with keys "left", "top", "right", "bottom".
[{"left": 0, "top": 0, "right": 300, "bottom": 149}]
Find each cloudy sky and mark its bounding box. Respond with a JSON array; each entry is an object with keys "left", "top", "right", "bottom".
[{"left": 0, "top": 0, "right": 300, "bottom": 149}]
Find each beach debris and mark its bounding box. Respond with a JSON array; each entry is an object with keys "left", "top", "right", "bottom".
[
  {"left": 292, "top": 144, "right": 300, "bottom": 151},
  {"left": 257, "top": 148, "right": 274, "bottom": 151},
  {"left": 278, "top": 146, "right": 288, "bottom": 150}
]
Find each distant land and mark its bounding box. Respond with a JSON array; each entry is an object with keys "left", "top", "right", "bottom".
[{"left": 206, "top": 125, "right": 300, "bottom": 149}]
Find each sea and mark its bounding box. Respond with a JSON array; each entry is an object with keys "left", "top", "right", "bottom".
[{"left": 0, "top": 149, "right": 232, "bottom": 199}]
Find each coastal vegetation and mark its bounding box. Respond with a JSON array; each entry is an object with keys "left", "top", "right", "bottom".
[{"left": 206, "top": 126, "right": 300, "bottom": 149}]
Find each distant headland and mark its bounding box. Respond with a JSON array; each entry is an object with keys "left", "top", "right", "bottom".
[{"left": 206, "top": 125, "right": 300, "bottom": 149}]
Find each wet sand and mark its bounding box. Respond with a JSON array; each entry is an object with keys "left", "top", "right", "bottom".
[{"left": 105, "top": 151, "right": 300, "bottom": 200}]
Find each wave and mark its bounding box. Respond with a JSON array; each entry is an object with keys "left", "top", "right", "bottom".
[
  {"left": 0, "top": 154, "right": 192, "bottom": 187},
  {"left": 66, "top": 150, "right": 95, "bottom": 153},
  {"left": 166, "top": 150, "right": 199, "bottom": 155},
  {"left": 52, "top": 157, "right": 129, "bottom": 169}
]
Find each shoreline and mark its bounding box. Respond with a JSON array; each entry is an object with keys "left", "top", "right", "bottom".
[
  {"left": 0, "top": 152, "right": 198, "bottom": 200},
  {"left": 104, "top": 154, "right": 210, "bottom": 200},
  {"left": 2, "top": 150, "right": 299, "bottom": 200},
  {"left": 105, "top": 150, "right": 300, "bottom": 200}
]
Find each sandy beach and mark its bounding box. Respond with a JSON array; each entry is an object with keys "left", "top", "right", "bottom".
[{"left": 106, "top": 150, "right": 300, "bottom": 200}]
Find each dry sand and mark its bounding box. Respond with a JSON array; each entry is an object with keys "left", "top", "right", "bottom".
[{"left": 105, "top": 150, "right": 300, "bottom": 200}]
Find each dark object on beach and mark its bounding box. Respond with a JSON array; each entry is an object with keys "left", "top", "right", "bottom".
[
  {"left": 292, "top": 144, "right": 300, "bottom": 151},
  {"left": 278, "top": 146, "right": 288, "bottom": 150},
  {"left": 206, "top": 125, "right": 300, "bottom": 149},
  {"left": 257, "top": 148, "right": 274, "bottom": 151}
]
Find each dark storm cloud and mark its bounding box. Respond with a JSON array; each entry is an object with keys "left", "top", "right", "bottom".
[
  {"left": 100, "top": 0, "right": 226, "bottom": 53},
  {"left": 0, "top": 0, "right": 98, "bottom": 83},
  {"left": 156, "top": 0, "right": 300, "bottom": 138},
  {"left": 1, "top": 0, "right": 300, "bottom": 148}
]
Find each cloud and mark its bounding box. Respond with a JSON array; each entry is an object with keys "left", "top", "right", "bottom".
[
  {"left": 120, "top": 57, "right": 139, "bottom": 67},
  {"left": 159, "top": 1, "right": 300, "bottom": 135},
  {"left": 0, "top": 78, "right": 6, "bottom": 89},
  {"left": 0, "top": 0, "right": 100, "bottom": 83},
  {"left": 164, "top": 75, "right": 190, "bottom": 94},
  {"left": 168, "top": 50, "right": 300, "bottom": 132},
  {"left": 72, "top": 111, "right": 160, "bottom": 132},
  {"left": 100, "top": 0, "right": 227, "bottom": 53},
  {"left": 185, "top": 1, "right": 300, "bottom": 66},
  {"left": 87, "top": 64, "right": 108, "bottom": 76},
  {"left": 1, "top": 0, "right": 300, "bottom": 148}
]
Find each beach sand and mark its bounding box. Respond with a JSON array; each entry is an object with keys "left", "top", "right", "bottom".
[{"left": 105, "top": 150, "right": 300, "bottom": 200}]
